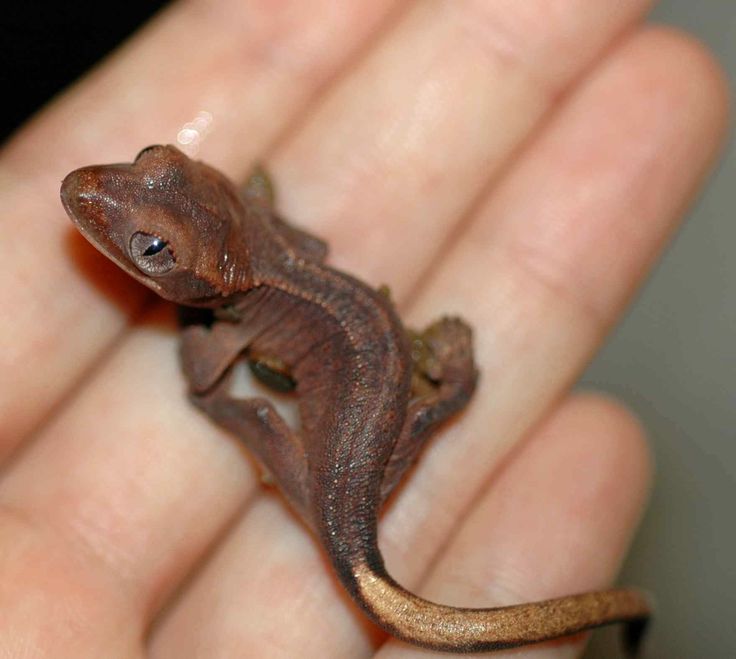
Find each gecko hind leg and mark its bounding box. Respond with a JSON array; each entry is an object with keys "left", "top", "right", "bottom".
[
  {"left": 192, "top": 368, "right": 310, "bottom": 520},
  {"left": 380, "top": 317, "right": 478, "bottom": 503}
]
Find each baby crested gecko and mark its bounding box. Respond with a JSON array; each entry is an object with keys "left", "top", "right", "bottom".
[{"left": 61, "top": 145, "right": 651, "bottom": 654}]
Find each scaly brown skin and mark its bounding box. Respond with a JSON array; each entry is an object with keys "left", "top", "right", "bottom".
[{"left": 61, "top": 145, "right": 651, "bottom": 654}]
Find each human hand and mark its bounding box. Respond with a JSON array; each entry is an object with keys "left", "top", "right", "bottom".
[{"left": 0, "top": 2, "right": 727, "bottom": 657}]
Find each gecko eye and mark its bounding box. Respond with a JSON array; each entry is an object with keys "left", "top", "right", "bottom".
[{"left": 129, "top": 232, "right": 176, "bottom": 274}]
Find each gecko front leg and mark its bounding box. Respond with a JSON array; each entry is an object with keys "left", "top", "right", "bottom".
[
  {"left": 180, "top": 323, "right": 253, "bottom": 393},
  {"left": 180, "top": 320, "right": 310, "bottom": 517},
  {"left": 191, "top": 370, "right": 310, "bottom": 519}
]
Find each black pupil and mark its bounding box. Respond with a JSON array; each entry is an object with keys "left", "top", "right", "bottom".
[{"left": 143, "top": 238, "right": 166, "bottom": 256}]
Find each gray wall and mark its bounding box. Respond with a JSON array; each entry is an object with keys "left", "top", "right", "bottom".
[{"left": 585, "top": 3, "right": 735, "bottom": 657}]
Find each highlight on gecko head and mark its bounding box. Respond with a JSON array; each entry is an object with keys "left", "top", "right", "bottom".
[{"left": 61, "top": 144, "right": 251, "bottom": 305}]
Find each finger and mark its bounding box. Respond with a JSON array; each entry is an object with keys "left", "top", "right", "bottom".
[
  {"left": 376, "top": 394, "right": 651, "bottom": 659},
  {"left": 378, "top": 27, "right": 728, "bottom": 594},
  {"left": 149, "top": 496, "right": 375, "bottom": 658},
  {"left": 0, "top": 307, "right": 255, "bottom": 657},
  {"left": 270, "top": 0, "right": 654, "bottom": 282},
  {"left": 0, "top": 0, "right": 399, "bottom": 454},
  {"left": 151, "top": 27, "right": 726, "bottom": 658}
]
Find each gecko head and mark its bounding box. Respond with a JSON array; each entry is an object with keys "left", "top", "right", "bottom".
[{"left": 61, "top": 144, "right": 253, "bottom": 305}]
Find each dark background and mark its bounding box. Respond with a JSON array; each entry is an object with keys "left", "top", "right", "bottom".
[
  {"left": 0, "top": 2, "right": 167, "bottom": 142},
  {"left": 2, "top": 3, "right": 734, "bottom": 657}
]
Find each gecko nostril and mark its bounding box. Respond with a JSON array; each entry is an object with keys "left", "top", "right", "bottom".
[{"left": 61, "top": 169, "right": 92, "bottom": 206}]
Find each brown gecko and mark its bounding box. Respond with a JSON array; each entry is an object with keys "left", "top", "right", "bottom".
[{"left": 61, "top": 145, "right": 651, "bottom": 654}]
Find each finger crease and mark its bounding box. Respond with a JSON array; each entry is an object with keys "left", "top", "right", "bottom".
[{"left": 501, "top": 240, "right": 609, "bottom": 334}]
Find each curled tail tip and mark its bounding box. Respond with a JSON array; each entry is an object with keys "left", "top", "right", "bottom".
[
  {"left": 623, "top": 617, "right": 650, "bottom": 657},
  {"left": 622, "top": 590, "right": 654, "bottom": 657}
]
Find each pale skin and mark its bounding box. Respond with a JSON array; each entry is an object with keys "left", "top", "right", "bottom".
[{"left": 0, "top": 2, "right": 728, "bottom": 658}]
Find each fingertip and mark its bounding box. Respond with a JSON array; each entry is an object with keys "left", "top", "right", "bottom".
[
  {"left": 564, "top": 391, "right": 653, "bottom": 495},
  {"left": 622, "top": 25, "right": 730, "bottom": 152}
]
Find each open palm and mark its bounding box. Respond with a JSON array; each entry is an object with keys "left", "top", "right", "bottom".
[{"left": 0, "top": 2, "right": 726, "bottom": 658}]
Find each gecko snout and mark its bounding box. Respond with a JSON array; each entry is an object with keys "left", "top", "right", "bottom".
[{"left": 60, "top": 166, "right": 125, "bottom": 236}]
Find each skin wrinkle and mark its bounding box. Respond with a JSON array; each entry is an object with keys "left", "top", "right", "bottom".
[
  {"left": 0, "top": 498, "right": 138, "bottom": 642},
  {"left": 193, "top": 0, "right": 398, "bottom": 73},
  {"left": 441, "top": 0, "right": 597, "bottom": 97}
]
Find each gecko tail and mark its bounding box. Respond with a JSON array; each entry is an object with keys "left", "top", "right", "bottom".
[{"left": 350, "top": 560, "right": 652, "bottom": 654}]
